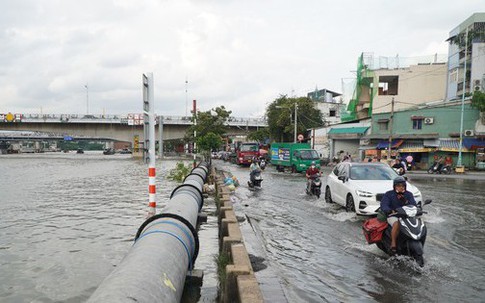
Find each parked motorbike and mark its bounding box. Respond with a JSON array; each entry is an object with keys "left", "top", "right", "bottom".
[
  {"left": 260, "top": 158, "right": 266, "bottom": 170},
  {"left": 248, "top": 170, "right": 263, "bottom": 189},
  {"left": 440, "top": 165, "right": 453, "bottom": 174},
  {"left": 363, "top": 199, "right": 432, "bottom": 267},
  {"left": 427, "top": 162, "right": 441, "bottom": 174},
  {"left": 306, "top": 174, "right": 322, "bottom": 198}
]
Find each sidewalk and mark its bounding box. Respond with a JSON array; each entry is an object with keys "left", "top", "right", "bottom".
[{"left": 405, "top": 169, "right": 485, "bottom": 181}]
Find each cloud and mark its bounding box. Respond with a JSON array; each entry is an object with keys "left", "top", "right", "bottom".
[{"left": 0, "top": 1, "right": 483, "bottom": 117}]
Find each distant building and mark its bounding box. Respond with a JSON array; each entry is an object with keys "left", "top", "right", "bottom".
[
  {"left": 307, "top": 88, "right": 345, "bottom": 125},
  {"left": 446, "top": 12, "right": 485, "bottom": 100},
  {"left": 342, "top": 52, "right": 448, "bottom": 121}
]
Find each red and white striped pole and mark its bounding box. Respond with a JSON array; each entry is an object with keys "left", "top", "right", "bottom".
[
  {"left": 148, "top": 166, "right": 156, "bottom": 216},
  {"left": 143, "top": 73, "right": 157, "bottom": 217}
]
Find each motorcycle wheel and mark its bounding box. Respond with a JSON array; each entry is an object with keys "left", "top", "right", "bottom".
[
  {"left": 315, "top": 188, "right": 321, "bottom": 199},
  {"left": 427, "top": 168, "right": 434, "bottom": 174},
  {"left": 415, "top": 254, "right": 424, "bottom": 267},
  {"left": 407, "top": 240, "right": 425, "bottom": 267}
]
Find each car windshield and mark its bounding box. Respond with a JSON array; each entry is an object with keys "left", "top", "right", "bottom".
[
  {"left": 350, "top": 165, "right": 398, "bottom": 180},
  {"left": 300, "top": 150, "right": 319, "bottom": 160},
  {"left": 240, "top": 144, "right": 258, "bottom": 152}
]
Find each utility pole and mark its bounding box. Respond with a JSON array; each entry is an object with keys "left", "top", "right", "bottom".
[
  {"left": 294, "top": 103, "right": 298, "bottom": 143},
  {"left": 193, "top": 99, "right": 197, "bottom": 168},
  {"left": 185, "top": 77, "right": 188, "bottom": 117},
  {"left": 457, "top": 27, "right": 469, "bottom": 168},
  {"left": 388, "top": 97, "right": 395, "bottom": 162}
]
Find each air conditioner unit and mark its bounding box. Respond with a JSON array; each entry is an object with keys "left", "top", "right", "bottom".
[
  {"left": 424, "top": 117, "right": 434, "bottom": 124},
  {"left": 464, "top": 129, "right": 474, "bottom": 137},
  {"left": 474, "top": 79, "right": 482, "bottom": 91}
]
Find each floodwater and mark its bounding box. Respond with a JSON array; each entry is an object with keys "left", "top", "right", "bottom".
[
  {"left": 0, "top": 152, "right": 219, "bottom": 303},
  {"left": 215, "top": 160, "right": 485, "bottom": 303}
]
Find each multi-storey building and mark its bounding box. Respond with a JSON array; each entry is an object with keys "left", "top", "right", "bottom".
[
  {"left": 446, "top": 12, "right": 485, "bottom": 100},
  {"left": 307, "top": 88, "right": 345, "bottom": 125}
]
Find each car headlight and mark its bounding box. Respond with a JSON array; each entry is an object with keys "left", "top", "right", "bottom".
[{"left": 356, "top": 189, "right": 373, "bottom": 198}]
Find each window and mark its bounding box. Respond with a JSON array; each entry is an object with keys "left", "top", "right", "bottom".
[
  {"left": 329, "top": 110, "right": 336, "bottom": 117},
  {"left": 413, "top": 119, "right": 423, "bottom": 130},
  {"left": 378, "top": 121, "right": 388, "bottom": 131},
  {"left": 378, "top": 76, "right": 399, "bottom": 95}
]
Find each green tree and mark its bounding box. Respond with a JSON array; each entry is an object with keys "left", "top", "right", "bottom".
[
  {"left": 197, "top": 132, "right": 223, "bottom": 152},
  {"left": 186, "top": 106, "right": 232, "bottom": 139},
  {"left": 471, "top": 91, "right": 485, "bottom": 112},
  {"left": 266, "top": 95, "right": 324, "bottom": 142},
  {"left": 247, "top": 128, "right": 270, "bottom": 143}
]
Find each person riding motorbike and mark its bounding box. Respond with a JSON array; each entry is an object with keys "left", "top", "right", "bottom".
[
  {"left": 442, "top": 155, "right": 453, "bottom": 172},
  {"left": 391, "top": 158, "right": 406, "bottom": 175},
  {"left": 380, "top": 176, "right": 417, "bottom": 255},
  {"left": 305, "top": 161, "right": 320, "bottom": 192},
  {"left": 249, "top": 157, "right": 261, "bottom": 183}
]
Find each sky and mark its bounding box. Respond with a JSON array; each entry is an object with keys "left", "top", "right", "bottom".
[{"left": 0, "top": 1, "right": 483, "bottom": 118}]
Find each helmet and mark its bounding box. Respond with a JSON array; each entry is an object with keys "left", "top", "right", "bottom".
[
  {"left": 311, "top": 161, "right": 316, "bottom": 165},
  {"left": 393, "top": 176, "right": 406, "bottom": 189}
]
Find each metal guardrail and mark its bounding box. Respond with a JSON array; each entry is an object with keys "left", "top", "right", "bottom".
[{"left": 5, "top": 113, "right": 268, "bottom": 127}]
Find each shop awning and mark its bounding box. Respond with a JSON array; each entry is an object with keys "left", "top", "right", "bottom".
[
  {"left": 439, "top": 139, "right": 470, "bottom": 152},
  {"left": 328, "top": 127, "right": 369, "bottom": 139},
  {"left": 398, "top": 141, "right": 435, "bottom": 153},
  {"left": 463, "top": 138, "right": 485, "bottom": 150},
  {"left": 328, "top": 127, "right": 369, "bottom": 134},
  {"left": 376, "top": 139, "right": 404, "bottom": 150}
]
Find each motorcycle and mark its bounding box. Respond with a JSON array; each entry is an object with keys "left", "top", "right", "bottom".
[
  {"left": 427, "top": 162, "right": 441, "bottom": 174},
  {"left": 306, "top": 174, "right": 322, "bottom": 198},
  {"left": 440, "top": 165, "right": 453, "bottom": 174},
  {"left": 363, "top": 199, "right": 432, "bottom": 267},
  {"left": 393, "top": 167, "right": 405, "bottom": 176},
  {"left": 260, "top": 158, "right": 266, "bottom": 170},
  {"left": 248, "top": 170, "right": 263, "bottom": 189}
]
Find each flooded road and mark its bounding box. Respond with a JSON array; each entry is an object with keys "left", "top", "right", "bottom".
[
  {"left": 216, "top": 160, "right": 485, "bottom": 303},
  {"left": 0, "top": 153, "right": 219, "bottom": 303}
]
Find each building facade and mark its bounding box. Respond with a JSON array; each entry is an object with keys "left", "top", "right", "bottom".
[
  {"left": 363, "top": 101, "right": 481, "bottom": 168},
  {"left": 446, "top": 13, "right": 485, "bottom": 100}
]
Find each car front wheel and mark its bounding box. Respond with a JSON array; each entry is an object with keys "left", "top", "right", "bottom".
[
  {"left": 345, "top": 194, "right": 355, "bottom": 212},
  {"left": 325, "top": 187, "right": 333, "bottom": 203}
]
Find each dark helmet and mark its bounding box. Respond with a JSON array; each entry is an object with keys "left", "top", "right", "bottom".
[{"left": 393, "top": 176, "right": 407, "bottom": 189}]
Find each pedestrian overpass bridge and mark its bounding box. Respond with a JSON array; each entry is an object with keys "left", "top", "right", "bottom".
[{"left": 0, "top": 113, "right": 267, "bottom": 144}]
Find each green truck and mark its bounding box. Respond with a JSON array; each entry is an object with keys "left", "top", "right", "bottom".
[{"left": 270, "top": 142, "right": 321, "bottom": 173}]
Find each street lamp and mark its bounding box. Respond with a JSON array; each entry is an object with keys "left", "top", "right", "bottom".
[
  {"left": 84, "top": 84, "right": 89, "bottom": 114},
  {"left": 276, "top": 103, "right": 298, "bottom": 143}
]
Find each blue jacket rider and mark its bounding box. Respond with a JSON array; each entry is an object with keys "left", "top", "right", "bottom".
[{"left": 380, "top": 176, "right": 416, "bottom": 254}]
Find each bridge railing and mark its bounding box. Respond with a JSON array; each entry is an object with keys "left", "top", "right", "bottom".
[{"left": 12, "top": 114, "right": 268, "bottom": 127}]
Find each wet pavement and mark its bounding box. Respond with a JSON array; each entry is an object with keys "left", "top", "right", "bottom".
[{"left": 215, "top": 160, "right": 485, "bottom": 303}]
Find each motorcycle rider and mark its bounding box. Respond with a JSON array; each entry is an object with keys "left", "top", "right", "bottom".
[
  {"left": 391, "top": 157, "right": 406, "bottom": 175},
  {"left": 443, "top": 155, "right": 453, "bottom": 171},
  {"left": 305, "top": 161, "right": 320, "bottom": 192},
  {"left": 249, "top": 157, "right": 261, "bottom": 184},
  {"left": 380, "top": 176, "right": 417, "bottom": 255}
]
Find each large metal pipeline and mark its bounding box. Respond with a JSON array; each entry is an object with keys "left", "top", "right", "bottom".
[{"left": 88, "top": 162, "right": 210, "bottom": 303}]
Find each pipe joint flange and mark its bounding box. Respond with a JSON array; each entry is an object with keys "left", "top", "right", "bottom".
[
  {"left": 135, "top": 213, "right": 200, "bottom": 267},
  {"left": 170, "top": 183, "right": 204, "bottom": 211}
]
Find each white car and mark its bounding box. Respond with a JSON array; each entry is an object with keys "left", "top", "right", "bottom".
[{"left": 324, "top": 162, "right": 422, "bottom": 215}]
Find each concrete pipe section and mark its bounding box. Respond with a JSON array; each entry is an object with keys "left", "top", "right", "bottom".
[{"left": 88, "top": 162, "right": 209, "bottom": 303}]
